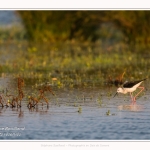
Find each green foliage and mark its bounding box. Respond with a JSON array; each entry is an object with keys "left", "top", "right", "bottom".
[
  {"left": 0, "top": 26, "right": 27, "bottom": 42},
  {"left": 17, "top": 11, "right": 150, "bottom": 45},
  {"left": 0, "top": 42, "right": 149, "bottom": 88}
]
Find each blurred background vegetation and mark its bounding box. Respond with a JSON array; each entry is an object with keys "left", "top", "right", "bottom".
[
  {"left": 17, "top": 11, "right": 150, "bottom": 46},
  {"left": 0, "top": 10, "right": 150, "bottom": 84},
  {"left": 1, "top": 11, "right": 150, "bottom": 47}
]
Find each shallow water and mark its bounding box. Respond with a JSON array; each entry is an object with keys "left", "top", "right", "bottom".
[{"left": 0, "top": 77, "right": 150, "bottom": 140}]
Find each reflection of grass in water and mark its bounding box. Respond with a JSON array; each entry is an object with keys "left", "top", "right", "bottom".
[{"left": 0, "top": 42, "right": 149, "bottom": 89}]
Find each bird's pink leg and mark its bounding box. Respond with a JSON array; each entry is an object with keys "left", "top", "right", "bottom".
[
  {"left": 133, "top": 86, "right": 144, "bottom": 101},
  {"left": 130, "top": 92, "right": 136, "bottom": 105},
  {"left": 130, "top": 92, "right": 133, "bottom": 101}
]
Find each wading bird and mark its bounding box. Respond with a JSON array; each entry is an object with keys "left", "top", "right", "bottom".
[{"left": 114, "top": 78, "right": 147, "bottom": 103}]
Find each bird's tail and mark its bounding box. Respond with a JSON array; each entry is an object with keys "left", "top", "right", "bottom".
[{"left": 142, "top": 78, "right": 148, "bottom": 81}]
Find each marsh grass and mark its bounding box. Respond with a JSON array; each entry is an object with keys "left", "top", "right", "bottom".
[
  {"left": 0, "top": 41, "right": 149, "bottom": 110},
  {"left": 0, "top": 42, "right": 149, "bottom": 88}
]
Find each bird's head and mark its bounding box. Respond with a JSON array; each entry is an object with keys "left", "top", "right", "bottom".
[
  {"left": 113, "top": 87, "right": 123, "bottom": 98},
  {"left": 117, "top": 87, "right": 124, "bottom": 93}
]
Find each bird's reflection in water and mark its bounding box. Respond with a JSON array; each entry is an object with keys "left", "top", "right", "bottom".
[{"left": 118, "top": 104, "right": 143, "bottom": 111}]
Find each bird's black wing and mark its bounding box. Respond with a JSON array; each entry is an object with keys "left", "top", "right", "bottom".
[{"left": 123, "top": 78, "right": 147, "bottom": 88}]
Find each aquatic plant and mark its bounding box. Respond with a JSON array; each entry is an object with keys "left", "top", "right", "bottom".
[
  {"left": 106, "top": 110, "right": 110, "bottom": 116},
  {"left": 0, "top": 94, "right": 7, "bottom": 107},
  {"left": 78, "top": 106, "right": 82, "bottom": 113},
  {"left": 0, "top": 76, "right": 25, "bottom": 108},
  {"left": 27, "top": 84, "right": 55, "bottom": 108},
  {"left": 107, "top": 71, "right": 126, "bottom": 87}
]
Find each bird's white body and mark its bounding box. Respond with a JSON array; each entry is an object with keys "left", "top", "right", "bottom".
[
  {"left": 117, "top": 81, "right": 143, "bottom": 94},
  {"left": 114, "top": 79, "right": 146, "bottom": 103}
]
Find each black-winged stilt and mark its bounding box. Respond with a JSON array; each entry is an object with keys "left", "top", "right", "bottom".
[{"left": 114, "top": 78, "right": 147, "bottom": 103}]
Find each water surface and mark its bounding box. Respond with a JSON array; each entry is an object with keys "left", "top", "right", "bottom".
[{"left": 0, "top": 77, "right": 150, "bottom": 140}]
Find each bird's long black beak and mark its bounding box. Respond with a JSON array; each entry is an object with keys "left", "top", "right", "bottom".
[{"left": 113, "top": 92, "right": 118, "bottom": 98}]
